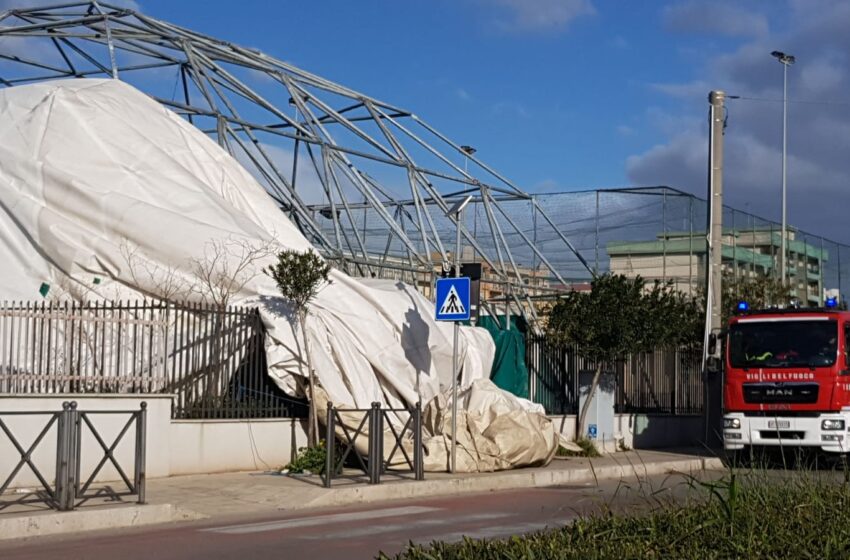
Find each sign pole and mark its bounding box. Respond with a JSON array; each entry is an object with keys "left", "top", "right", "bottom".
[{"left": 450, "top": 206, "right": 462, "bottom": 474}]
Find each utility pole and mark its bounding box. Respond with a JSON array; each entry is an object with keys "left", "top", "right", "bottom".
[
  {"left": 707, "top": 90, "right": 726, "bottom": 343},
  {"left": 704, "top": 90, "right": 726, "bottom": 448}
]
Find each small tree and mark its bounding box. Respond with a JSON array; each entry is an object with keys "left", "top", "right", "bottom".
[
  {"left": 721, "top": 273, "right": 792, "bottom": 323},
  {"left": 547, "top": 274, "right": 698, "bottom": 441},
  {"left": 266, "top": 250, "right": 330, "bottom": 447}
]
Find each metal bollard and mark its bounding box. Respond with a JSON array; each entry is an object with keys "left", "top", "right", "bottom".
[
  {"left": 413, "top": 401, "right": 424, "bottom": 481},
  {"left": 135, "top": 402, "right": 147, "bottom": 504},
  {"left": 324, "top": 403, "right": 335, "bottom": 488},
  {"left": 54, "top": 401, "right": 73, "bottom": 511},
  {"left": 369, "top": 402, "right": 381, "bottom": 484},
  {"left": 68, "top": 401, "right": 80, "bottom": 510}
]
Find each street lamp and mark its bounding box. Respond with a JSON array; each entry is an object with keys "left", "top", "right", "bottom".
[
  {"left": 446, "top": 194, "right": 472, "bottom": 474},
  {"left": 460, "top": 145, "right": 476, "bottom": 174},
  {"left": 771, "top": 50, "right": 795, "bottom": 286}
]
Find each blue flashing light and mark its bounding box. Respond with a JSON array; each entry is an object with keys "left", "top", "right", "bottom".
[
  {"left": 826, "top": 297, "right": 838, "bottom": 308},
  {"left": 737, "top": 301, "right": 749, "bottom": 312}
]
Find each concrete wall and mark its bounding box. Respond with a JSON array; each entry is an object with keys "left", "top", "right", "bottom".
[
  {"left": 0, "top": 394, "right": 172, "bottom": 488},
  {"left": 549, "top": 413, "right": 704, "bottom": 451},
  {"left": 169, "top": 418, "right": 307, "bottom": 476},
  {"left": 0, "top": 395, "right": 309, "bottom": 488}
]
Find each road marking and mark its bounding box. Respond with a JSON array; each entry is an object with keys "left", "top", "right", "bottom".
[
  {"left": 200, "top": 506, "right": 441, "bottom": 535},
  {"left": 418, "top": 520, "right": 570, "bottom": 544},
  {"left": 303, "top": 512, "right": 513, "bottom": 540}
]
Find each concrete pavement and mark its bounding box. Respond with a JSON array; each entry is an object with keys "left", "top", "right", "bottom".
[
  {"left": 0, "top": 469, "right": 727, "bottom": 560},
  {"left": 0, "top": 448, "right": 724, "bottom": 542}
]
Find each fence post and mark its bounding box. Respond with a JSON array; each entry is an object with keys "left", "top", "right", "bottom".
[
  {"left": 324, "top": 403, "right": 335, "bottom": 488},
  {"left": 54, "top": 401, "right": 73, "bottom": 511},
  {"left": 369, "top": 402, "right": 381, "bottom": 484},
  {"left": 135, "top": 402, "right": 147, "bottom": 504},
  {"left": 413, "top": 401, "right": 424, "bottom": 481}
]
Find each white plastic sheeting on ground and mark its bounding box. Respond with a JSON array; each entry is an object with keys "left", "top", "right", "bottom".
[{"left": 0, "top": 78, "right": 559, "bottom": 471}]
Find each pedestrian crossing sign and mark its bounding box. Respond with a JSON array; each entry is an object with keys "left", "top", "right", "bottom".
[{"left": 435, "top": 277, "right": 471, "bottom": 321}]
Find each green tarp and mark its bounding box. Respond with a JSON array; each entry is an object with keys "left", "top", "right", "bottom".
[{"left": 474, "top": 315, "right": 529, "bottom": 399}]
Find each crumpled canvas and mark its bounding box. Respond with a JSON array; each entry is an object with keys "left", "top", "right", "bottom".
[{"left": 0, "top": 78, "right": 559, "bottom": 471}]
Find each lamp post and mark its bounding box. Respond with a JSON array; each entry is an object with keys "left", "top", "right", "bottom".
[
  {"left": 460, "top": 146, "right": 478, "bottom": 242},
  {"left": 771, "top": 50, "right": 795, "bottom": 287},
  {"left": 446, "top": 194, "right": 472, "bottom": 474}
]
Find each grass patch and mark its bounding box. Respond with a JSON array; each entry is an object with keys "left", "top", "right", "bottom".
[
  {"left": 556, "top": 438, "right": 601, "bottom": 458},
  {"left": 283, "top": 441, "right": 326, "bottom": 474},
  {"left": 381, "top": 468, "right": 850, "bottom": 559}
]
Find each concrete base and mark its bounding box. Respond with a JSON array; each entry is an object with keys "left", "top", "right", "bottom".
[
  {"left": 548, "top": 413, "right": 704, "bottom": 452},
  {"left": 0, "top": 395, "right": 309, "bottom": 485},
  {"left": 0, "top": 504, "right": 207, "bottom": 542},
  {"left": 303, "top": 454, "right": 723, "bottom": 510}
]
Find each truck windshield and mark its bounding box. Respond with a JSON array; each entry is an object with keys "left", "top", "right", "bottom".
[{"left": 729, "top": 320, "right": 838, "bottom": 368}]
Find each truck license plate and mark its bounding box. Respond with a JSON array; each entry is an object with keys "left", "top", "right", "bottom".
[{"left": 768, "top": 420, "right": 790, "bottom": 429}]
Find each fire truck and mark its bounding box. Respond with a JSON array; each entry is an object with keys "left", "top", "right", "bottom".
[{"left": 722, "top": 298, "right": 850, "bottom": 453}]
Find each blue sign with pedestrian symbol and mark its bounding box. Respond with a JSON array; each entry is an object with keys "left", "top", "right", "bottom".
[{"left": 435, "top": 277, "right": 471, "bottom": 322}]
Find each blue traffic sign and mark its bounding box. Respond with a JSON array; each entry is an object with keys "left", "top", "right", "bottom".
[
  {"left": 435, "top": 277, "right": 471, "bottom": 321},
  {"left": 587, "top": 424, "right": 598, "bottom": 439}
]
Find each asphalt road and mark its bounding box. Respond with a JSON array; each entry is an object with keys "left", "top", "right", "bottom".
[{"left": 1, "top": 471, "right": 723, "bottom": 560}]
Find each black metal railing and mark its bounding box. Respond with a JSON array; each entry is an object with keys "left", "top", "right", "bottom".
[
  {"left": 526, "top": 335, "right": 704, "bottom": 416},
  {"left": 0, "top": 301, "right": 307, "bottom": 420},
  {"left": 0, "top": 401, "right": 146, "bottom": 512},
  {"left": 323, "top": 402, "right": 424, "bottom": 487}
]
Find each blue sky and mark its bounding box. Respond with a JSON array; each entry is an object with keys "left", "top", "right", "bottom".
[
  {"left": 129, "top": 0, "right": 732, "bottom": 192},
  {"left": 4, "top": 0, "right": 849, "bottom": 242}
]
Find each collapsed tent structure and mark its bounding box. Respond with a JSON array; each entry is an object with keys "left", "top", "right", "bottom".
[{"left": 0, "top": 78, "right": 559, "bottom": 471}]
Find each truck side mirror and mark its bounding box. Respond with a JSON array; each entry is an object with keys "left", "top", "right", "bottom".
[{"left": 707, "top": 333, "right": 718, "bottom": 355}]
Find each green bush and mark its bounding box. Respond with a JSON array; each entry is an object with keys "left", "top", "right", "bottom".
[
  {"left": 381, "top": 470, "right": 850, "bottom": 559},
  {"left": 285, "top": 441, "right": 326, "bottom": 474},
  {"left": 556, "top": 439, "right": 601, "bottom": 458}
]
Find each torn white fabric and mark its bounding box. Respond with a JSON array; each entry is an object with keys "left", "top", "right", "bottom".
[{"left": 0, "top": 78, "right": 558, "bottom": 471}]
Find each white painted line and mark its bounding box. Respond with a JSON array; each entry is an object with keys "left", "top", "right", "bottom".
[
  {"left": 422, "top": 520, "right": 570, "bottom": 544},
  {"left": 201, "top": 506, "right": 441, "bottom": 535},
  {"left": 305, "top": 512, "right": 513, "bottom": 540}
]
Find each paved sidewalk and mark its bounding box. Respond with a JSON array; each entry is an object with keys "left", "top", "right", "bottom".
[{"left": 0, "top": 448, "right": 723, "bottom": 541}]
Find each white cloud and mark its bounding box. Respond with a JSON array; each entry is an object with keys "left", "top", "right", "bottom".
[
  {"left": 627, "top": 1, "right": 850, "bottom": 242},
  {"left": 650, "top": 80, "right": 711, "bottom": 100},
  {"left": 610, "top": 36, "right": 629, "bottom": 49},
  {"left": 456, "top": 87, "right": 472, "bottom": 101},
  {"left": 663, "top": 1, "right": 769, "bottom": 38},
  {"left": 478, "top": 0, "right": 595, "bottom": 33},
  {"left": 492, "top": 100, "right": 530, "bottom": 118},
  {"left": 531, "top": 178, "right": 562, "bottom": 192},
  {"left": 616, "top": 124, "right": 636, "bottom": 137}
]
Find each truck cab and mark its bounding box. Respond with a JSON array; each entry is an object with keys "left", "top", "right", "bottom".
[{"left": 723, "top": 304, "right": 850, "bottom": 453}]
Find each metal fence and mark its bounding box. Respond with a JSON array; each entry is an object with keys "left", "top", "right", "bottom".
[
  {"left": 313, "top": 187, "right": 850, "bottom": 309},
  {"left": 527, "top": 335, "right": 704, "bottom": 416},
  {"left": 323, "top": 402, "right": 424, "bottom": 487},
  {"left": 0, "top": 301, "right": 307, "bottom": 420},
  {"left": 0, "top": 400, "right": 146, "bottom": 512}
]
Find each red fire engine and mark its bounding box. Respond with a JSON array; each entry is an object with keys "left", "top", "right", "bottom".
[{"left": 723, "top": 298, "right": 850, "bottom": 453}]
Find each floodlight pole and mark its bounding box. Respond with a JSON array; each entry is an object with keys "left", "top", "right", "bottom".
[
  {"left": 448, "top": 194, "right": 472, "bottom": 474},
  {"left": 771, "top": 50, "right": 795, "bottom": 287}
]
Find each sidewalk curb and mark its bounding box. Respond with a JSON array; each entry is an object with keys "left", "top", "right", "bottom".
[
  {"left": 0, "top": 503, "right": 208, "bottom": 542},
  {"left": 299, "top": 455, "right": 725, "bottom": 510},
  {"left": 0, "top": 455, "right": 722, "bottom": 541}
]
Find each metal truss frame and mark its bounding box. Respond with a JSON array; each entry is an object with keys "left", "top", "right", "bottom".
[{"left": 0, "top": 1, "right": 592, "bottom": 325}]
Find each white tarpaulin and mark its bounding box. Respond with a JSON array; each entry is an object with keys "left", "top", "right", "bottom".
[{"left": 0, "top": 78, "right": 559, "bottom": 471}]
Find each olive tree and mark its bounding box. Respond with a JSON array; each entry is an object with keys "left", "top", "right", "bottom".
[
  {"left": 547, "top": 274, "right": 700, "bottom": 441},
  {"left": 266, "top": 250, "right": 330, "bottom": 446}
]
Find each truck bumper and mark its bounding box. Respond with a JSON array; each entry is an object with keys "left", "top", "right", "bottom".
[{"left": 723, "top": 412, "right": 850, "bottom": 453}]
